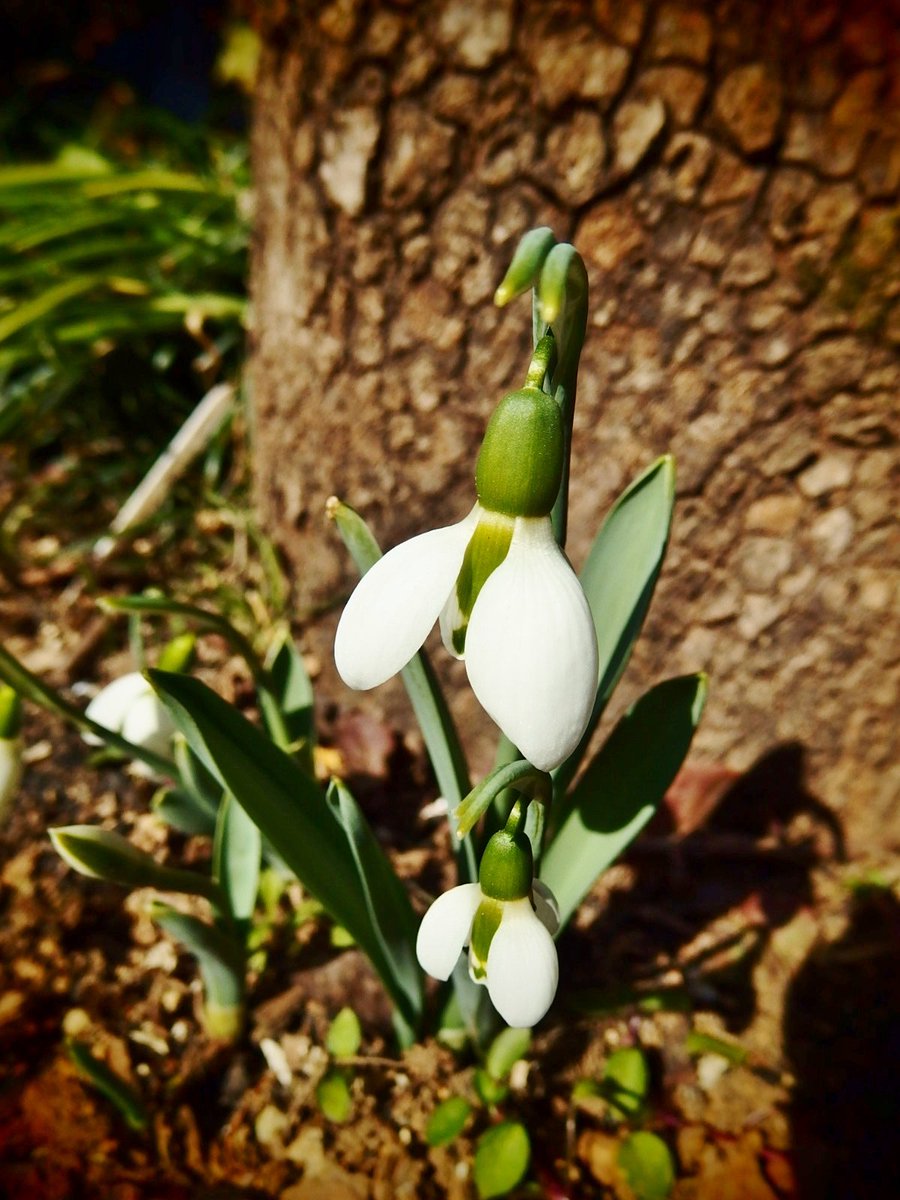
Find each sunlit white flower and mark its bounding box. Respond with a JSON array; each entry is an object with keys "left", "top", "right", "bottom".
[
  {"left": 416, "top": 878, "right": 560, "bottom": 1028},
  {"left": 334, "top": 382, "right": 598, "bottom": 772},
  {"left": 84, "top": 672, "right": 176, "bottom": 774}
]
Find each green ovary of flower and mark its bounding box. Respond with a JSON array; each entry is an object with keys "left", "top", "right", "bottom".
[{"left": 475, "top": 387, "right": 564, "bottom": 517}]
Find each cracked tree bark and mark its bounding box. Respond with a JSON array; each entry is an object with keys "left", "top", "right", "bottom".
[{"left": 250, "top": 0, "right": 899, "bottom": 850}]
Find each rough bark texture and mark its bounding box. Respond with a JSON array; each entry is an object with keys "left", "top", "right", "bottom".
[{"left": 250, "top": 0, "right": 899, "bottom": 850}]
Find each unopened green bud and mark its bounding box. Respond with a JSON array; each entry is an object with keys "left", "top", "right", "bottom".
[
  {"left": 478, "top": 822, "right": 534, "bottom": 902},
  {"left": 0, "top": 686, "right": 22, "bottom": 739},
  {"left": 475, "top": 387, "right": 564, "bottom": 517}
]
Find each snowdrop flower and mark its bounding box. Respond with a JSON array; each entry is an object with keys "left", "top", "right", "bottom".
[
  {"left": 416, "top": 808, "right": 559, "bottom": 1028},
  {"left": 335, "top": 381, "right": 598, "bottom": 771},
  {"left": 0, "top": 686, "right": 22, "bottom": 818},
  {"left": 84, "top": 672, "right": 176, "bottom": 774}
]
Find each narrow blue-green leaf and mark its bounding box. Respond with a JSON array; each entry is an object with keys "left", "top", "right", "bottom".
[
  {"left": 213, "top": 792, "right": 261, "bottom": 923},
  {"left": 542, "top": 674, "right": 707, "bottom": 928},
  {"left": 474, "top": 1122, "right": 531, "bottom": 1199},
  {"left": 327, "top": 779, "right": 423, "bottom": 1040},
  {"left": 265, "top": 630, "right": 316, "bottom": 760},
  {"left": 328, "top": 498, "right": 475, "bottom": 880},
  {"left": 152, "top": 787, "right": 217, "bottom": 837},
  {"left": 149, "top": 903, "right": 244, "bottom": 1029},
  {"left": 326, "top": 1006, "right": 362, "bottom": 1058},
  {"left": 67, "top": 1040, "right": 148, "bottom": 1131},
  {"left": 426, "top": 1096, "right": 472, "bottom": 1146},
  {"left": 146, "top": 670, "right": 418, "bottom": 1031},
  {"left": 619, "top": 1132, "right": 675, "bottom": 1200},
  {"left": 49, "top": 825, "right": 223, "bottom": 907},
  {"left": 556, "top": 456, "right": 677, "bottom": 793}
]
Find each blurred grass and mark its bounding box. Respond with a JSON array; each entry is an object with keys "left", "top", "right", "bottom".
[{"left": 0, "top": 31, "right": 292, "bottom": 638}]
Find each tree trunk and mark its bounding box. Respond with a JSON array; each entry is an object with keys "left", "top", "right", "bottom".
[{"left": 250, "top": 0, "right": 899, "bottom": 846}]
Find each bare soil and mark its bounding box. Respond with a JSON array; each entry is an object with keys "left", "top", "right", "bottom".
[{"left": 1, "top": 567, "right": 898, "bottom": 1200}]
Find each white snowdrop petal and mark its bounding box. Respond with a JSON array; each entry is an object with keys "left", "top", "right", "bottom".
[
  {"left": 416, "top": 883, "right": 481, "bottom": 981},
  {"left": 121, "top": 692, "right": 177, "bottom": 757},
  {"left": 464, "top": 518, "right": 598, "bottom": 771},
  {"left": 334, "top": 512, "right": 477, "bottom": 690},
  {"left": 533, "top": 880, "right": 561, "bottom": 936},
  {"left": 84, "top": 672, "right": 155, "bottom": 742},
  {"left": 486, "top": 898, "right": 559, "bottom": 1028}
]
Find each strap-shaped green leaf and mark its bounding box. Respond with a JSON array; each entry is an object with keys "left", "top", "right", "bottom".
[
  {"left": 147, "top": 669, "right": 421, "bottom": 1033},
  {"left": 327, "top": 779, "right": 423, "bottom": 1044},
  {"left": 555, "top": 455, "right": 676, "bottom": 793},
  {"left": 265, "top": 630, "right": 316, "bottom": 762},
  {"left": 213, "top": 792, "right": 261, "bottom": 924},
  {"left": 149, "top": 902, "right": 245, "bottom": 1039},
  {"left": 542, "top": 674, "right": 707, "bottom": 928}
]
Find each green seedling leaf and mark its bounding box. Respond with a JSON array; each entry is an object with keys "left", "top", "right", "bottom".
[
  {"left": 316, "top": 1069, "right": 353, "bottom": 1123},
  {"left": 147, "top": 670, "right": 422, "bottom": 1037},
  {"left": 474, "top": 1121, "right": 531, "bottom": 1199},
  {"left": 213, "top": 792, "right": 261, "bottom": 923},
  {"left": 426, "top": 1096, "right": 473, "bottom": 1147},
  {"left": 326, "top": 1007, "right": 362, "bottom": 1059},
  {"left": 328, "top": 498, "right": 475, "bottom": 879},
  {"left": 67, "top": 1039, "right": 148, "bottom": 1131},
  {"left": 685, "top": 1031, "right": 748, "bottom": 1066},
  {"left": 485, "top": 1027, "right": 532, "bottom": 1082},
  {"left": 542, "top": 674, "right": 707, "bottom": 929},
  {"left": 603, "top": 1047, "right": 650, "bottom": 1119},
  {"left": 618, "top": 1132, "right": 675, "bottom": 1200},
  {"left": 156, "top": 633, "right": 196, "bottom": 674},
  {"left": 0, "top": 685, "right": 22, "bottom": 738},
  {"left": 50, "top": 826, "right": 223, "bottom": 907},
  {"left": 556, "top": 456, "right": 676, "bottom": 793},
  {"left": 475, "top": 1068, "right": 509, "bottom": 1107},
  {"left": 149, "top": 903, "right": 244, "bottom": 1040}
]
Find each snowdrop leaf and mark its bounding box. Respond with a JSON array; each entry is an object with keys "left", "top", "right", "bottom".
[
  {"left": 543, "top": 674, "right": 707, "bottom": 928},
  {"left": 556, "top": 456, "right": 676, "bottom": 792},
  {"left": 327, "top": 778, "right": 423, "bottom": 1044},
  {"left": 50, "top": 825, "right": 223, "bottom": 906},
  {"left": 147, "top": 669, "right": 423, "bottom": 1037},
  {"left": 151, "top": 786, "right": 217, "bottom": 836},
  {"left": 265, "top": 630, "right": 315, "bottom": 756},
  {"left": 148, "top": 902, "right": 244, "bottom": 1038},
  {"left": 213, "top": 792, "right": 260, "bottom": 923},
  {"left": 67, "top": 1040, "right": 148, "bottom": 1131}
]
